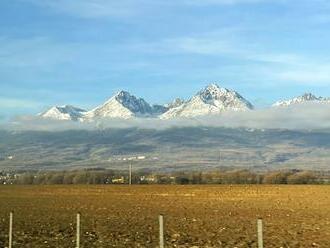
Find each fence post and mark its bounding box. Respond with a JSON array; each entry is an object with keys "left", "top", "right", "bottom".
[
  {"left": 9, "top": 212, "right": 13, "bottom": 248},
  {"left": 257, "top": 219, "right": 263, "bottom": 248},
  {"left": 159, "top": 214, "right": 164, "bottom": 248},
  {"left": 76, "top": 213, "right": 81, "bottom": 248}
]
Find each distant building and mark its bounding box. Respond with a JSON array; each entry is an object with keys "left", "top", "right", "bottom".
[
  {"left": 140, "top": 175, "right": 156, "bottom": 183},
  {"left": 112, "top": 176, "right": 125, "bottom": 184}
]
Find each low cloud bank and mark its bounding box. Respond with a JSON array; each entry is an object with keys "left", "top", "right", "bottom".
[{"left": 1, "top": 102, "right": 330, "bottom": 131}]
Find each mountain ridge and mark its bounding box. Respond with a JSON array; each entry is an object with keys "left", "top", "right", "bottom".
[
  {"left": 39, "top": 105, "right": 86, "bottom": 121},
  {"left": 161, "top": 84, "right": 253, "bottom": 119},
  {"left": 273, "top": 93, "right": 330, "bottom": 107},
  {"left": 39, "top": 85, "right": 330, "bottom": 121},
  {"left": 83, "top": 90, "right": 158, "bottom": 120}
]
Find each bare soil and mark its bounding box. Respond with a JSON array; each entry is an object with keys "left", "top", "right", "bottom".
[{"left": 0, "top": 185, "right": 329, "bottom": 247}]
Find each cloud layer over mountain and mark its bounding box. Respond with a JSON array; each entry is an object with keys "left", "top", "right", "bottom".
[{"left": 2, "top": 102, "right": 330, "bottom": 131}]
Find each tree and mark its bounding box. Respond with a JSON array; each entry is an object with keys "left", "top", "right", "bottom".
[
  {"left": 72, "top": 172, "right": 88, "bottom": 184},
  {"left": 17, "top": 174, "right": 34, "bottom": 184},
  {"left": 287, "top": 171, "right": 316, "bottom": 184},
  {"left": 63, "top": 173, "right": 75, "bottom": 184},
  {"left": 263, "top": 171, "right": 291, "bottom": 184},
  {"left": 48, "top": 173, "right": 64, "bottom": 184}
]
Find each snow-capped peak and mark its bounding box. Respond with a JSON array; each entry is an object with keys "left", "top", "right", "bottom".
[
  {"left": 40, "top": 105, "right": 86, "bottom": 121},
  {"left": 198, "top": 83, "right": 253, "bottom": 108},
  {"left": 84, "top": 90, "right": 155, "bottom": 119},
  {"left": 113, "top": 90, "right": 153, "bottom": 114},
  {"left": 299, "top": 93, "right": 321, "bottom": 101},
  {"left": 160, "top": 83, "right": 253, "bottom": 119},
  {"left": 200, "top": 83, "right": 230, "bottom": 96},
  {"left": 165, "top": 98, "right": 185, "bottom": 109},
  {"left": 273, "top": 93, "right": 328, "bottom": 107}
]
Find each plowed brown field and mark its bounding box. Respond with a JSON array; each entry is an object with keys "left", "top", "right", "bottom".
[{"left": 0, "top": 185, "right": 329, "bottom": 247}]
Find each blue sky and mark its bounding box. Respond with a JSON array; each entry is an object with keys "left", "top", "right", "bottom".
[{"left": 1, "top": 0, "right": 330, "bottom": 118}]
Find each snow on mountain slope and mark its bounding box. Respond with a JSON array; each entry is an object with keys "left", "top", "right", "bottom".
[
  {"left": 160, "top": 83, "right": 253, "bottom": 119},
  {"left": 40, "top": 105, "right": 86, "bottom": 121},
  {"left": 152, "top": 104, "right": 169, "bottom": 115},
  {"left": 84, "top": 91, "right": 157, "bottom": 120},
  {"left": 273, "top": 93, "right": 330, "bottom": 107},
  {"left": 165, "top": 98, "right": 185, "bottom": 109}
]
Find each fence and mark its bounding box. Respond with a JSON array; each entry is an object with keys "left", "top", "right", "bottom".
[{"left": 4, "top": 212, "right": 265, "bottom": 248}]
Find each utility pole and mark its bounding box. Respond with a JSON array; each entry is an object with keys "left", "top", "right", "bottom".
[
  {"left": 129, "top": 164, "right": 132, "bottom": 185},
  {"left": 219, "top": 151, "right": 221, "bottom": 165},
  {"left": 219, "top": 150, "right": 222, "bottom": 170}
]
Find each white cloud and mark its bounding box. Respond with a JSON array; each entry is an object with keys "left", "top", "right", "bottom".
[
  {"left": 23, "top": 0, "right": 155, "bottom": 18},
  {"left": 169, "top": 36, "right": 302, "bottom": 65},
  {"left": 136, "top": 30, "right": 330, "bottom": 86},
  {"left": 5, "top": 102, "right": 330, "bottom": 131},
  {"left": 135, "top": 28, "right": 303, "bottom": 65},
  {"left": 0, "top": 97, "right": 40, "bottom": 109},
  {"left": 22, "top": 0, "right": 280, "bottom": 19},
  {"left": 183, "top": 0, "right": 268, "bottom": 5},
  {"left": 0, "top": 37, "right": 79, "bottom": 68},
  {"left": 277, "top": 66, "right": 330, "bottom": 85},
  {"left": 0, "top": 36, "right": 152, "bottom": 74}
]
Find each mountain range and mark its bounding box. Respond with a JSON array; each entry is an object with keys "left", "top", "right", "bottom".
[
  {"left": 273, "top": 93, "right": 330, "bottom": 107},
  {"left": 39, "top": 105, "right": 86, "bottom": 121},
  {"left": 39, "top": 83, "right": 330, "bottom": 121},
  {"left": 83, "top": 91, "right": 166, "bottom": 120}
]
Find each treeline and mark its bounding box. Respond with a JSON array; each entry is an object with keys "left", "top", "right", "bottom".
[
  {"left": 9, "top": 170, "right": 126, "bottom": 185},
  {"left": 172, "top": 170, "right": 328, "bottom": 185},
  {"left": 3, "top": 169, "right": 329, "bottom": 185}
]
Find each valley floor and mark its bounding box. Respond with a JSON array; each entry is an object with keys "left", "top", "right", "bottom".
[{"left": 0, "top": 185, "right": 329, "bottom": 247}]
